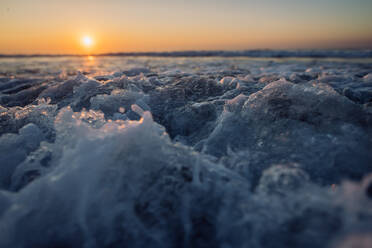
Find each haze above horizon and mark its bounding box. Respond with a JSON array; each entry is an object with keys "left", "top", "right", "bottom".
[{"left": 1, "top": 0, "right": 372, "bottom": 54}]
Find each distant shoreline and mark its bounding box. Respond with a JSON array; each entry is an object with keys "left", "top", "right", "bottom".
[{"left": 1, "top": 49, "right": 372, "bottom": 59}]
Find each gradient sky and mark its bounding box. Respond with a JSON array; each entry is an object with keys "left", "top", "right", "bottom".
[{"left": 1, "top": 0, "right": 372, "bottom": 54}]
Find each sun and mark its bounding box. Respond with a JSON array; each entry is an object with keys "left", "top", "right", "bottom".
[{"left": 81, "top": 36, "right": 93, "bottom": 48}]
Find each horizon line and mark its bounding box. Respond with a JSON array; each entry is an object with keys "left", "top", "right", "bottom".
[{"left": 1, "top": 49, "right": 372, "bottom": 58}]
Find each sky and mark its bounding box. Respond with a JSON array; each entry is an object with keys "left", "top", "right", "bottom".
[{"left": 0, "top": 0, "right": 372, "bottom": 54}]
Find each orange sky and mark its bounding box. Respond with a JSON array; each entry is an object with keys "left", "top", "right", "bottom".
[{"left": 1, "top": 0, "right": 372, "bottom": 54}]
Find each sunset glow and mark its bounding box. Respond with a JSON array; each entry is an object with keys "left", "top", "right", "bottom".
[{"left": 1, "top": 0, "right": 372, "bottom": 54}]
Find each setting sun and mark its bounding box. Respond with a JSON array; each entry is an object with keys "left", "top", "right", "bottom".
[{"left": 81, "top": 36, "right": 93, "bottom": 48}]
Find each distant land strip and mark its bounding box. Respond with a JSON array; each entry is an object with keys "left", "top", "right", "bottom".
[{"left": 1, "top": 50, "right": 372, "bottom": 58}]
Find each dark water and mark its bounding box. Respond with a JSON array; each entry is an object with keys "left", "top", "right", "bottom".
[{"left": 0, "top": 55, "right": 372, "bottom": 248}]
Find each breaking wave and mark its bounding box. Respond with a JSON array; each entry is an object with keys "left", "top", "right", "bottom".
[{"left": 0, "top": 55, "right": 372, "bottom": 247}]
